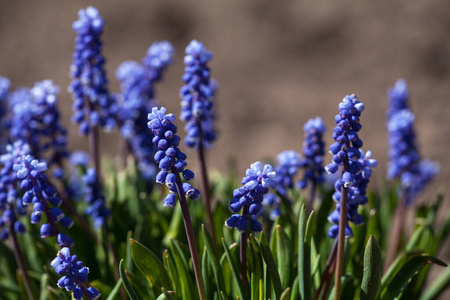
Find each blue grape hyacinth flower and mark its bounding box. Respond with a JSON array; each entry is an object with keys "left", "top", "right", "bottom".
[
  {"left": 115, "top": 41, "right": 174, "bottom": 180},
  {"left": 180, "top": 40, "right": 218, "bottom": 148},
  {"left": 148, "top": 107, "right": 201, "bottom": 207},
  {"left": 297, "top": 117, "right": 326, "bottom": 189},
  {"left": 226, "top": 162, "right": 277, "bottom": 232},
  {"left": 386, "top": 80, "right": 439, "bottom": 205},
  {"left": 324, "top": 94, "right": 376, "bottom": 238},
  {"left": 51, "top": 247, "right": 100, "bottom": 300},
  {"left": 263, "top": 150, "right": 301, "bottom": 220},
  {"left": 13, "top": 152, "right": 74, "bottom": 247},
  {"left": 327, "top": 150, "right": 377, "bottom": 238},
  {"left": 69, "top": 6, "right": 117, "bottom": 135}
]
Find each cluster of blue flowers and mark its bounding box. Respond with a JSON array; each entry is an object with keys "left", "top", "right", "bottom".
[
  {"left": 263, "top": 151, "right": 301, "bottom": 220},
  {"left": 7, "top": 80, "right": 68, "bottom": 167},
  {"left": 51, "top": 247, "right": 100, "bottom": 300},
  {"left": 325, "top": 95, "right": 377, "bottom": 238},
  {"left": 226, "top": 162, "right": 277, "bottom": 232},
  {"left": 82, "top": 168, "right": 110, "bottom": 229},
  {"left": 70, "top": 6, "right": 117, "bottom": 135},
  {"left": 386, "top": 80, "right": 439, "bottom": 205},
  {"left": 180, "top": 40, "right": 218, "bottom": 148},
  {"left": 297, "top": 117, "right": 326, "bottom": 189},
  {"left": 14, "top": 153, "right": 75, "bottom": 246},
  {"left": 2, "top": 141, "right": 100, "bottom": 298},
  {"left": 0, "top": 142, "right": 29, "bottom": 240},
  {"left": 148, "top": 107, "right": 201, "bottom": 207},
  {"left": 327, "top": 150, "right": 377, "bottom": 238},
  {"left": 116, "top": 41, "right": 174, "bottom": 179}
]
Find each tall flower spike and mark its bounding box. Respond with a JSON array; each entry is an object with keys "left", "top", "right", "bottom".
[
  {"left": 148, "top": 107, "right": 200, "bottom": 206},
  {"left": 324, "top": 94, "right": 376, "bottom": 238},
  {"left": 263, "top": 150, "right": 301, "bottom": 220},
  {"left": 0, "top": 141, "right": 32, "bottom": 239},
  {"left": 13, "top": 152, "right": 74, "bottom": 247},
  {"left": 180, "top": 40, "right": 218, "bottom": 148},
  {"left": 9, "top": 80, "right": 68, "bottom": 167},
  {"left": 386, "top": 80, "right": 439, "bottom": 205},
  {"left": 226, "top": 162, "right": 277, "bottom": 232},
  {"left": 69, "top": 6, "right": 117, "bottom": 136},
  {"left": 297, "top": 117, "right": 326, "bottom": 189},
  {"left": 51, "top": 247, "right": 100, "bottom": 300},
  {"left": 115, "top": 41, "right": 174, "bottom": 180},
  {"left": 148, "top": 106, "right": 206, "bottom": 299}
]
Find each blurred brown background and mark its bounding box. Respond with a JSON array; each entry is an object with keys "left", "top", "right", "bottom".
[{"left": 0, "top": 0, "right": 449, "bottom": 288}]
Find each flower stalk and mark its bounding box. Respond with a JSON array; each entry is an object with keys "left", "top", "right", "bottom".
[{"left": 172, "top": 165, "right": 207, "bottom": 300}]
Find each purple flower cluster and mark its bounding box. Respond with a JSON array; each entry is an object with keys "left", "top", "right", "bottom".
[
  {"left": 263, "top": 151, "right": 301, "bottom": 220},
  {"left": 7, "top": 80, "right": 68, "bottom": 166},
  {"left": 13, "top": 153, "right": 74, "bottom": 246},
  {"left": 82, "top": 168, "right": 110, "bottom": 229},
  {"left": 148, "top": 107, "right": 200, "bottom": 207},
  {"left": 226, "top": 162, "right": 277, "bottom": 232},
  {"left": 115, "top": 41, "right": 174, "bottom": 179},
  {"left": 0, "top": 142, "right": 29, "bottom": 240},
  {"left": 327, "top": 150, "right": 377, "bottom": 238},
  {"left": 70, "top": 6, "right": 117, "bottom": 135},
  {"left": 325, "top": 95, "right": 377, "bottom": 238},
  {"left": 386, "top": 80, "right": 439, "bottom": 204},
  {"left": 180, "top": 40, "right": 218, "bottom": 148},
  {"left": 51, "top": 247, "right": 100, "bottom": 300},
  {"left": 297, "top": 117, "right": 326, "bottom": 189}
]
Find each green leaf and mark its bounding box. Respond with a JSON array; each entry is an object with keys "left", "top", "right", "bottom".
[
  {"left": 419, "top": 265, "right": 450, "bottom": 300},
  {"left": 39, "top": 273, "right": 49, "bottom": 300},
  {"left": 119, "top": 259, "right": 139, "bottom": 300},
  {"left": 249, "top": 242, "right": 261, "bottom": 300},
  {"left": 298, "top": 204, "right": 313, "bottom": 300},
  {"left": 381, "top": 254, "right": 447, "bottom": 300},
  {"left": 169, "top": 240, "right": 195, "bottom": 300},
  {"left": 276, "top": 225, "right": 293, "bottom": 288},
  {"left": 163, "top": 249, "right": 182, "bottom": 299},
  {"left": 260, "top": 231, "right": 283, "bottom": 299},
  {"left": 130, "top": 238, "right": 172, "bottom": 297},
  {"left": 106, "top": 278, "right": 123, "bottom": 300},
  {"left": 360, "top": 236, "right": 382, "bottom": 300},
  {"left": 221, "top": 238, "right": 244, "bottom": 299},
  {"left": 290, "top": 276, "right": 299, "bottom": 300},
  {"left": 202, "top": 224, "right": 226, "bottom": 294},
  {"left": 280, "top": 287, "right": 291, "bottom": 300}
]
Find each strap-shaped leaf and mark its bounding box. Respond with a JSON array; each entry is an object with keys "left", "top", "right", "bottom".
[
  {"left": 360, "top": 236, "right": 382, "bottom": 300},
  {"left": 298, "top": 204, "right": 314, "bottom": 300},
  {"left": 119, "top": 259, "right": 139, "bottom": 300},
  {"left": 280, "top": 287, "right": 291, "bottom": 300},
  {"left": 260, "top": 231, "right": 283, "bottom": 299},
  {"left": 202, "top": 225, "right": 226, "bottom": 294},
  {"left": 276, "top": 225, "right": 293, "bottom": 288},
  {"left": 381, "top": 254, "right": 446, "bottom": 300},
  {"left": 221, "top": 238, "right": 244, "bottom": 299},
  {"left": 419, "top": 265, "right": 450, "bottom": 300},
  {"left": 169, "top": 240, "right": 195, "bottom": 300},
  {"left": 130, "top": 239, "right": 172, "bottom": 297}
]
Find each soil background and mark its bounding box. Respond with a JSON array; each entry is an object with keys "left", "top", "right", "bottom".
[{"left": 1, "top": 0, "right": 449, "bottom": 297}]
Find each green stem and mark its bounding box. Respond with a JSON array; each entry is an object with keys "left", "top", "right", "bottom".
[
  {"left": 172, "top": 165, "right": 207, "bottom": 300},
  {"left": 384, "top": 192, "right": 406, "bottom": 272},
  {"left": 195, "top": 118, "right": 217, "bottom": 249},
  {"left": 8, "top": 205, "right": 34, "bottom": 300}
]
